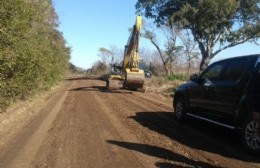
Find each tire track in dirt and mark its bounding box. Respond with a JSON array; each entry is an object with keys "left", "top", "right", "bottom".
[
  {"left": 30, "top": 78, "right": 144, "bottom": 168},
  {"left": 30, "top": 81, "right": 80, "bottom": 168},
  {"left": 92, "top": 92, "right": 152, "bottom": 168},
  {"left": 78, "top": 79, "right": 156, "bottom": 167},
  {"left": 0, "top": 81, "right": 74, "bottom": 168}
]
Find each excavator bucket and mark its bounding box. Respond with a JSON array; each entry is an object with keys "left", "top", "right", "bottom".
[{"left": 124, "top": 69, "right": 145, "bottom": 90}]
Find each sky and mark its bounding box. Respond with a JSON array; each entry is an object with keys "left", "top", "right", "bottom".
[{"left": 54, "top": 0, "right": 260, "bottom": 69}]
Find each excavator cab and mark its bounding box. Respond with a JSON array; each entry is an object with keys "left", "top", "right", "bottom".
[{"left": 110, "top": 63, "right": 122, "bottom": 75}]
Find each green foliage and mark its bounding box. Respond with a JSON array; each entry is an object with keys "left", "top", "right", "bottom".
[
  {"left": 136, "top": 0, "right": 260, "bottom": 71},
  {"left": 166, "top": 74, "right": 188, "bottom": 81},
  {"left": 0, "top": 0, "right": 70, "bottom": 110},
  {"left": 69, "top": 63, "right": 78, "bottom": 73}
]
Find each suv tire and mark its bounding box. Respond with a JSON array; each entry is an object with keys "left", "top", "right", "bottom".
[
  {"left": 241, "top": 118, "right": 260, "bottom": 153},
  {"left": 174, "top": 98, "right": 186, "bottom": 121}
]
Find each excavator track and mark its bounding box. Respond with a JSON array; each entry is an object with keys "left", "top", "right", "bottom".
[{"left": 106, "top": 79, "right": 124, "bottom": 90}]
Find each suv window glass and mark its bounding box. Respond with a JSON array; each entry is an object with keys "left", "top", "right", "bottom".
[
  {"left": 223, "top": 58, "right": 246, "bottom": 81},
  {"left": 200, "top": 61, "right": 227, "bottom": 81}
]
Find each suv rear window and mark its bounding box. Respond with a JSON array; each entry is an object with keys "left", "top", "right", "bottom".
[{"left": 222, "top": 58, "right": 246, "bottom": 81}]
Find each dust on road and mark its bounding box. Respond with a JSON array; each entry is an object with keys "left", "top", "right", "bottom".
[{"left": 0, "top": 77, "right": 259, "bottom": 168}]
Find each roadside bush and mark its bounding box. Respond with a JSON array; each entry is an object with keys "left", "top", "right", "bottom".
[
  {"left": 0, "top": 0, "right": 70, "bottom": 111},
  {"left": 166, "top": 74, "right": 189, "bottom": 81}
]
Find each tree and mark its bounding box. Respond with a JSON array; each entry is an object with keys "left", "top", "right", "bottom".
[
  {"left": 136, "top": 0, "right": 260, "bottom": 71},
  {"left": 0, "top": 0, "right": 70, "bottom": 110},
  {"left": 98, "top": 47, "right": 113, "bottom": 65},
  {"left": 139, "top": 47, "right": 154, "bottom": 63},
  {"left": 98, "top": 45, "right": 124, "bottom": 66},
  {"left": 179, "top": 30, "right": 200, "bottom": 75},
  {"left": 162, "top": 24, "right": 183, "bottom": 74},
  {"left": 142, "top": 26, "right": 169, "bottom": 75},
  {"left": 109, "top": 45, "right": 124, "bottom": 63},
  {"left": 142, "top": 21, "right": 182, "bottom": 75}
]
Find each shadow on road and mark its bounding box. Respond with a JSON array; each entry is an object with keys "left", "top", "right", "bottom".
[
  {"left": 155, "top": 162, "right": 191, "bottom": 168},
  {"left": 129, "top": 111, "right": 260, "bottom": 163},
  {"left": 69, "top": 86, "right": 133, "bottom": 94},
  {"left": 107, "top": 140, "right": 222, "bottom": 168}
]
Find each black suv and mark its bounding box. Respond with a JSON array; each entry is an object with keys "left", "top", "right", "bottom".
[{"left": 173, "top": 54, "right": 260, "bottom": 153}]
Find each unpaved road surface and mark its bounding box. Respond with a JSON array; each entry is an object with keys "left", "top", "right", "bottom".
[{"left": 0, "top": 77, "right": 259, "bottom": 168}]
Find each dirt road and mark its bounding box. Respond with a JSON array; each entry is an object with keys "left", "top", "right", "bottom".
[{"left": 0, "top": 77, "right": 259, "bottom": 168}]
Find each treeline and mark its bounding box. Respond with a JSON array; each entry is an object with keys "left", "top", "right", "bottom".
[
  {"left": 94, "top": 1, "right": 259, "bottom": 77},
  {"left": 0, "top": 0, "right": 70, "bottom": 110},
  {"left": 136, "top": 0, "right": 260, "bottom": 71}
]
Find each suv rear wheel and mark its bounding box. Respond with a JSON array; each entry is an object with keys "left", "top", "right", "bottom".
[
  {"left": 241, "top": 118, "right": 260, "bottom": 153},
  {"left": 174, "top": 98, "right": 186, "bottom": 121}
]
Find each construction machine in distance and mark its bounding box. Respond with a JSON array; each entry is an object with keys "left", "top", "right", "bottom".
[{"left": 106, "top": 16, "right": 145, "bottom": 91}]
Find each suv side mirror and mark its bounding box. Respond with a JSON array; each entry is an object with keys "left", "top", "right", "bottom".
[{"left": 190, "top": 74, "right": 199, "bottom": 82}]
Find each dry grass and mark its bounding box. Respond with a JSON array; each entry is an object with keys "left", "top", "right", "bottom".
[
  {"left": 144, "top": 76, "right": 186, "bottom": 97},
  {"left": 0, "top": 83, "right": 62, "bottom": 149}
]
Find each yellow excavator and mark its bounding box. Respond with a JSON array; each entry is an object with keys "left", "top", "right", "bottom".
[{"left": 106, "top": 16, "right": 145, "bottom": 91}]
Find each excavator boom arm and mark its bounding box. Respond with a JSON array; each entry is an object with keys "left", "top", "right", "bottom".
[{"left": 122, "top": 16, "right": 142, "bottom": 72}]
